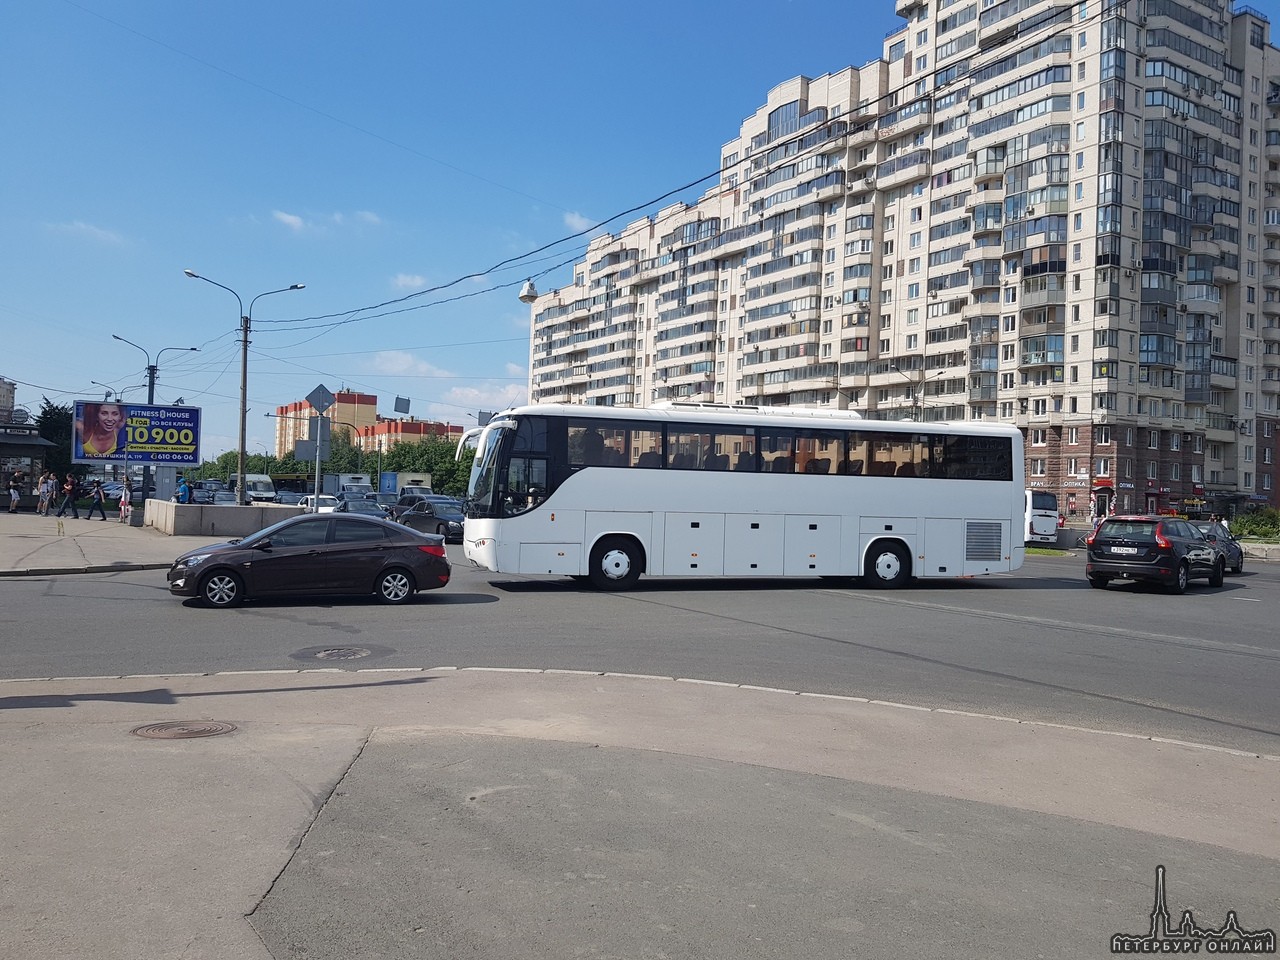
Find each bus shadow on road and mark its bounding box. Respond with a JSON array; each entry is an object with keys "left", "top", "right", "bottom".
[{"left": 488, "top": 576, "right": 1018, "bottom": 594}]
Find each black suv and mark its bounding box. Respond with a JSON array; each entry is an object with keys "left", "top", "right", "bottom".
[{"left": 1085, "top": 515, "right": 1225, "bottom": 594}]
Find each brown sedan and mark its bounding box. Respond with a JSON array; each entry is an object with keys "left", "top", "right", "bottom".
[{"left": 167, "top": 513, "right": 450, "bottom": 607}]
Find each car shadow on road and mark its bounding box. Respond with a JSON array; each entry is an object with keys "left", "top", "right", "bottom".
[{"left": 180, "top": 592, "right": 498, "bottom": 610}]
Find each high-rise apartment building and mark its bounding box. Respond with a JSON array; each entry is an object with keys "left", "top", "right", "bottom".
[{"left": 525, "top": 0, "right": 1279, "bottom": 517}]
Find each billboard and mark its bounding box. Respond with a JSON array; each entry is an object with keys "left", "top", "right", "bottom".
[{"left": 73, "top": 400, "right": 200, "bottom": 466}]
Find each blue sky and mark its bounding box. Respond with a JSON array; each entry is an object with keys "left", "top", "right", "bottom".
[{"left": 1, "top": 0, "right": 903, "bottom": 457}]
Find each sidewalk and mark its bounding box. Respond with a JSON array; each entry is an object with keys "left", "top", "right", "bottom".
[
  {"left": 2, "top": 669, "right": 1277, "bottom": 960},
  {"left": 0, "top": 509, "right": 213, "bottom": 577}
]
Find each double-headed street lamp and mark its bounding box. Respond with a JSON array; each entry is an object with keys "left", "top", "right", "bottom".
[
  {"left": 110, "top": 336, "right": 199, "bottom": 524},
  {"left": 184, "top": 270, "right": 305, "bottom": 504}
]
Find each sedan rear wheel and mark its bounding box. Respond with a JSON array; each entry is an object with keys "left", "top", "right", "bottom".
[
  {"left": 1167, "top": 562, "right": 1189, "bottom": 595},
  {"left": 375, "top": 568, "right": 415, "bottom": 604},
  {"left": 1231, "top": 554, "right": 1243, "bottom": 575},
  {"left": 200, "top": 570, "right": 244, "bottom": 608}
]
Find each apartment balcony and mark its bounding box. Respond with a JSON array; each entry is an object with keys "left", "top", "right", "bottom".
[
  {"left": 970, "top": 269, "right": 1002, "bottom": 290},
  {"left": 971, "top": 159, "right": 1005, "bottom": 183},
  {"left": 1020, "top": 288, "right": 1067, "bottom": 310},
  {"left": 1261, "top": 322, "right": 1280, "bottom": 344},
  {"left": 1264, "top": 211, "right": 1280, "bottom": 239},
  {"left": 1019, "top": 350, "right": 1063, "bottom": 367},
  {"left": 1265, "top": 168, "right": 1280, "bottom": 191},
  {"left": 1263, "top": 247, "right": 1280, "bottom": 267},
  {"left": 1260, "top": 376, "right": 1280, "bottom": 396},
  {"left": 968, "top": 385, "right": 999, "bottom": 402},
  {"left": 848, "top": 125, "right": 876, "bottom": 150}
]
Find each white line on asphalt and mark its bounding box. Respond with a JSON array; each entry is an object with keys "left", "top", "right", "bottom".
[{"left": 3, "top": 667, "right": 1277, "bottom": 762}]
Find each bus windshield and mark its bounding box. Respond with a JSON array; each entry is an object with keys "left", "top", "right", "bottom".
[{"left": 467, "top": 418, "right": 515, "bottom": 516}]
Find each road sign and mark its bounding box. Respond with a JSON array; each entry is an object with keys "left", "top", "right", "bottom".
[{"left": 306, "top": 383, "right": 336, "bottom": 414}]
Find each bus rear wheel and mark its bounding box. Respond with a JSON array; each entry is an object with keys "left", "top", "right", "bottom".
[
  {"left": 589, "top": 536, "right": 642, "bottom": 591},
  {"left": 864, "top": 541, "right": 911, "bottom": 589}
]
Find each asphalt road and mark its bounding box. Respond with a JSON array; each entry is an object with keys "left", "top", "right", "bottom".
[{"left": 4, "top": 552, "right": 1278, "bottom": 756}]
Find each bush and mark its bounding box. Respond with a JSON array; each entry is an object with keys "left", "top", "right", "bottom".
[{"left": 1233, "top": 507, "right": 1280, "bottom": 541}]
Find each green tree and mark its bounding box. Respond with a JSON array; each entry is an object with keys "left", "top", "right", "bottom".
[{"left": 36, "top": 398, "right": 75, "bottom": 477}]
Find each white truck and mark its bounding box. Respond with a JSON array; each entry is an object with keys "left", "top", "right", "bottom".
[
  {"left": 322, "top": 473, "right": 375, "bottom": 496},
  {"left": 379, "top": 471, "right": 433, "bottom": 498}
]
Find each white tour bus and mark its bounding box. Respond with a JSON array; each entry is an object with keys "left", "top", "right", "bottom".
[
  {"left": 1024, "top": 490, "right": 1060, "bottom": 545},
  {"left": 460, "top": 402, "right": 1025, "bottom": 590}
]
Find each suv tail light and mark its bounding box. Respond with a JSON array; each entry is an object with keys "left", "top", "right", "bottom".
[
  {"left": 1085, "top": 527, "right": 1099, "bottom": 546},
  {"left": 1153, "top": 522, "right": 1171, "bottom": 549},
  {"left": 418, "top": 544, "right": 447, "bottom": 558}
]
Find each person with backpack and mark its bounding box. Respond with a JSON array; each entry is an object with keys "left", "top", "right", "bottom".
[
  {"left": 54, "top": 473, "right": 81, "bottom": 519},
  {"left": 175, "top": 475, "right": 192, "bottom": 505}
]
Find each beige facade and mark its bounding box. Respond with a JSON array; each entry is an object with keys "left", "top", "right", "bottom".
[{"left": 526, "top": 0, "right": 1280, "bottom": 517}]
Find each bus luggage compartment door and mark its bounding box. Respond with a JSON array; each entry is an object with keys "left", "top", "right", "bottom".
[
  {"left": 783, "top": 515, "right": 841, "bottom": 576},
  {"left": 724, "top": 514, "right": 784, "bottom": 576},
  {"left": 664, "top": 513, "right": 726, "bottom": 576},
  {"left": 519, "top": 543, "right": 582, "bottom": 575}
]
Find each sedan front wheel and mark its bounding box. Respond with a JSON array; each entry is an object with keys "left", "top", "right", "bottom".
[{"left": 200, "top": 570, "right": 244, "bottom": 608}]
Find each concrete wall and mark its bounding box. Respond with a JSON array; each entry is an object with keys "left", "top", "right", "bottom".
[{"left": 144, "top": 499, "right": 305, "bottom": 538}]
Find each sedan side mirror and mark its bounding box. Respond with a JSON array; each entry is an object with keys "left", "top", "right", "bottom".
[{"left": 254, "top": 538, "right": 273, "bottom": 550}]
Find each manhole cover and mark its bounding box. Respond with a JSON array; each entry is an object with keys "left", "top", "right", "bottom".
[
  {"left": 131, "top": 721, "right": 238, "bottom": 740},
  {"left": 313, "top": 647, "right": 372, "bottom": 660},
  {"left": 289, "top": 643, "right": 392, "bottom": 664}
]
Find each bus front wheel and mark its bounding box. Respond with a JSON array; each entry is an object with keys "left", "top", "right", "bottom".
[
  {"left": 864, "top": 541, "right": 911, "bottom": 589},
  {"left": 589, "top": 536, "right": 643, "bottom": 591}
]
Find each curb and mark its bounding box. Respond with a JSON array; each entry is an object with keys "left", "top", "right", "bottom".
[{"left": 0, "top": 562, "right": 171, "bottom": 579}]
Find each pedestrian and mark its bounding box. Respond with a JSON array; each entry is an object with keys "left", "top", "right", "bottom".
[
  {"left": 118, "top": 477, "right": 133, "bottom": 523},
  {"left": 7, "top": 470, "right": 24, "bottom": 513},
  {"left": 85, "top": 479, "right": 108, "bottom": 520},
  {"left": 175, "top": 475, "right": 192, "bottom": 505},
  {"left": 37, "top": 471, "right": 55, "bottom": 515},
  {"left": 54, "top": 473, "right": 81, "bottom": 519}
]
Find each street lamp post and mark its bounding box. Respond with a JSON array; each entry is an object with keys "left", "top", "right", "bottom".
[
  {"left": 184, "top": 270, "right": 305, "bottom": 504},
  {"left": 110, "top": 336, "right": 199, "bottom": 525}
]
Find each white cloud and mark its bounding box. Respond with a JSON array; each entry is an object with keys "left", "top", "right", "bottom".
[
  {"left": 426, "top": 381, "right": 527, "bottom": 426},
  {"left": 393, "top": 273, "right": 426, "bottom": 290},
  {"left": 369, "top": 350, "right": 453, "bottom": 378},
  {"left": 504, "top": 362, "right": 526, "bottom": 378},
  {"left": 47, "top": 220, "right": 124, "bottom": 244},
  {"left": 272, "top": 210, "right": 305, "bottom": 231},
  {"left": 356, "top": 211, "right": 381, "bottom": 225},
  {"left": 563, "top": 211, "right": 595, "bottom": 232}
]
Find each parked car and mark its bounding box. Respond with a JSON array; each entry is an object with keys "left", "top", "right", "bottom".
[
  {"left": 398, "top": 498, "right": 465, "bottom": 543},
  {"left": 336, "top": 498, "right": 388, "bottom": 517},
  {"left": 1085, "top": 515, "right": 1225, "bottom": 593},
  {"left": 167, "top": 513, "right": 450, "bottom": 608},
  {"left": 191, "top": 479, "right": 226, "bottom": 504},
  {"left": 371, "top": 492, "right": 399, "bottom": 510},
  {"left": 211, "top": 491, "right": 239, "bottom": 505},
  {"left": 274, "top": 491, "right": 304, "bottom": 505},
  {"left": 299, "top": 494, "right": 339, "bottom": 514},
  {"left": 1190, "top": 521, "right": 1244, "bottom": 574}
]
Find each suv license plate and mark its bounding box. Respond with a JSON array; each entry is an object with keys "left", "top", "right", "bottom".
[{"left": 1111, "top": 546, "right": 1138, "bottom": 554}]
